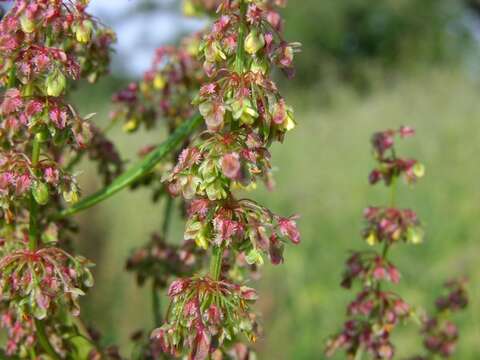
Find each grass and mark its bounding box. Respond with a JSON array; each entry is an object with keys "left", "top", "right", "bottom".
[{"left": 72, "top": 67, "right": 480, "bottom": 358}]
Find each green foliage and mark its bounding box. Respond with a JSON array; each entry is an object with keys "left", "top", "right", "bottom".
[{"left": 283, "top": 0, "right": 473, "bottom": 87}]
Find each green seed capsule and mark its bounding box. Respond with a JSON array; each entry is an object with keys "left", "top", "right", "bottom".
[
  {"left": 244, "top": 29, "right": 265, "bottom": 55},
  {"left": 20, "top": 15, "right": 35, "bottom": 34},
  {"left": 75, "top": 20, "right": 94, "bottom": 44},
  {"left": 45, "top": 71, "right": 67, "bottom": 97},
  {"left": 33, "top": 182, "right": 49, "bottom": 205}
]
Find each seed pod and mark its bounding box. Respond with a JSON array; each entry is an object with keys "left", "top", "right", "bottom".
[
  {"left": 244, "top": 29, "right": 265, "bottom": 55},
  {"left": 153, "top": 74, "right": 166, "bottom": 90},
  {"left": 33, "top": 182, "right": 49, "bottom": 205},
  {"left": 123, "top": 117, "right": 139, "bottom": 133},
  {"left": 63, "top": 188, "right": 80, "bottom": 204},
  {"left": 45, "top": 71, "right": 67, "bottom": 97},
  {"left": 20, "top": 14, "right": 35, "bottom": 33},
  {"left": 75, "top": 20, "right": 94, "bottom": 44}
]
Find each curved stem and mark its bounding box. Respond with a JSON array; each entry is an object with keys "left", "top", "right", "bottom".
[
  {"left": 35, "top": 319, "right": 61, "bottom": 360},
  {"left": 57, "top": 113, "right": 202, "bottom": 218}
]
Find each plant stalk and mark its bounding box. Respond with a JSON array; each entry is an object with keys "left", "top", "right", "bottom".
[
  {"left": 234, "top": 1, "right": 248, "bottom": 74},
  {"left": 29, "top": 137, "right": 62, "bottom": 359},
  {"left": 35, "top": 319, "right": 61, "bottom": 360},
  {"left": 29, "top": 136, "right": 41, "bottom": 251},
  {"left": 210, "top": 246, "right": 223, "bottom": 281}
]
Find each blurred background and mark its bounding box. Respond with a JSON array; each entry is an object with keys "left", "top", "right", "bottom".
[{"left": 62, "top": 0, "right": 480, "bottom": 358}]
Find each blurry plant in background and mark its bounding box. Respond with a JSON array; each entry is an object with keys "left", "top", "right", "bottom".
[{"left": 325, "top": 128, "right": 468, "bottom": 359}]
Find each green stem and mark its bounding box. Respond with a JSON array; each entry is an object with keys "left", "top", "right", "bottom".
[
  {"left": 29, "top": 197, "right": 39, "bottom": 251},
  {"left": 234, "top": 1, "right": 248, "bottom": 74},
  {"left": 152, "top": 281, "right": 162, "bottom": 327},
  {"left": 29, "top": 136, "right": 41, "bottom": 251},
  {"left": 58, "top": 113, "right": 202, "bottom": 218},
  {"left": 31, "top": 136, "right": 41, "bottom": 167},
  {"left": 210, "top": 246, "right": 223, "bottom": 281},
  {"left": 151, "top": 196, "right": 175, "bottom": 328},
  {"left": 162, "top": 195, "right": 174, "bottom": 238},
  {"left": 29, "top": 138, "right": 62, "bottom": 359},
  {"left": 35, "top": 319, "right": 61, "bottom": 360},
  {"left": 354, "top": 346, "right": 364, "bottom": 360}
]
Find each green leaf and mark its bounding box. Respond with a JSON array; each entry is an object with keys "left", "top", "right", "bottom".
[{"left": 58, "top": 113, "right": 202, "bottom": 218}]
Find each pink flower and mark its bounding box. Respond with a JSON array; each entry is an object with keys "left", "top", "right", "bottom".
[
  {"left": 168, "top": 279, "right": 188, "bottom": 298},
  {"left": 278, "top": 216, "right": 300, "bottom": 244},
  {"left": 44, "top": 167, "right": 59, "bottom": 184},
  {"left": 1, "top": 89, "right": 22, "bottom": 115},
  {"left": 221, "top": 153, "right": 241, "bottom": 179}
]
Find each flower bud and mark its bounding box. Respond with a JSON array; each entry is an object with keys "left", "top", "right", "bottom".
[
  {"left": 250, "top": 58, "right": 268, "bottom": 74},
  {"left": 45, "top": 71, "right": 67, "bottom": 97},
  {"left": 407, "top": 227, "right": 423, "bottom": 244},
  {"left": 33, "top": 182, "right": 49, "bottom": 205},
  {"left": 153, "top": 74, "right": 166, "bottom": 90},
  {"left": 413, "top": 162, "right": 425, "bottom": 178},
  {"left": 246, "top": 248, "right": 264, "bottom": 266},
  {"left": 63, "top": 187, "right": 79, "bottom": 204},
  {"left": 182, "top": 0, "right": 197, "bottom": 16},
  {"left": 35, "top": 129, "right": 50, "bottom": 143},
  {"left": 123, "top": 118, "right": 139, "bottom": 133},
  {"left": 366, "top": 231, "right": 378, "bottom": 246},
  {"left": 244, "top": 29, "right": 265, "bottom": 55},
  {"left": 205, "top": 42, "right": 226, "bottom": 63},
  {"left": 75, "top": 20, "right": 94, "bottom": 44},
  {"left": 20, "top": 15, "right": 35, "bottom": 34}
]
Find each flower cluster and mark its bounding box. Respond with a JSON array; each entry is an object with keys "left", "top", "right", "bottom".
[
  {"left": 341, "top": 251, "right": 401, "bottom": 289},
  {"left": 126, "top": 234, "right": 204, "bottom": 289},
  {"left": 112, "top": 34, "right": 204, "bottom": 133},
  {"left": 164, "top": 131, "right": 274, "bottom": 200},
  {"left": 369, "top": 127, "right": 425, "bottom": 186},
  {"left": 0, "top": 0, "right": 118, "bottom": 356},
  {"left": 184, "top": 198, "right": 299, "bottom": 264},
  {"left": 0, "top": 150, "right": 79, "bottom": 217},
  {"left": 363, "top": 206, "right": 423, "bottom": 246},
  {"left": 409, "top": 279, "right": 468, "bottom": 360},
  {"left": 0, "top": 247, "right": 93, "bottom": 320},
  {"left": 0, "top": 308, "right": 35, "bottom": 356},
  {"left": 151, "top": 277, "right": 258, "bottom": 359},
  {"left": 147, "top": 0, "right": 300, "bottom": 358},
  {"left": 326, "top": 127, "right": 423, "bottom": 359}
]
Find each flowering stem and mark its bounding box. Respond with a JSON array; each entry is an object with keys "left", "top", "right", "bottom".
[
  {"left": 29, "top": 136, "right": 41, "bottom": 251},
  {"left": 234, "top": 1, "right": 248, "bottom": 74},
  {"left": 58, "top": 113, "right": 202, "bottom": 218},
  {"left": 29, "top": 136, "right": 62, "bottom": 358},
  {"left": 354, "top": 347, "right": 364, "bottom": 360},
  {"left": 35, "top": 319, "right": 61, "bottom": 360},
  {"left": 151, "top": 195, "right": 175, "bottom": 327},
  {"left": 210, "top": 246, "right": 223, "bottom": 281}
]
